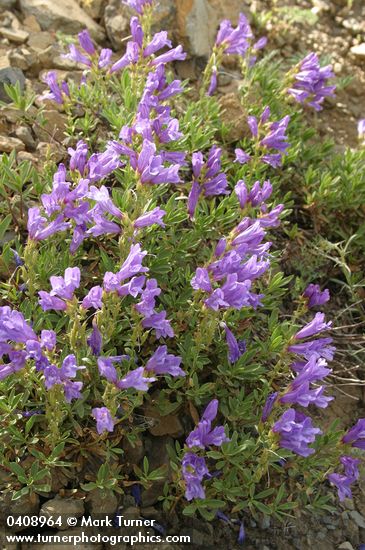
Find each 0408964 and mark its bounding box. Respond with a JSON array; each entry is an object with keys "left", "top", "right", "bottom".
[{"left": 6, "top": 516, "right": 63, "bottom": 528}]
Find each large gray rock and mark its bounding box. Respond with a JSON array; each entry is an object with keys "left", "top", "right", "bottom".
[
  {"left": 0, "top": 67, "right": 26, "bottom": 103},
  {"left": 19, "top": 0, "right": 104, "bottom": 41},
  {"left": 0, "top": 0, "right": 16, "bottom": 8}
]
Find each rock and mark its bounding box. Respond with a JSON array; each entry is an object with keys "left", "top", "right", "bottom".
[
  {"left": 86, "top": 489, "right": 119, "bottom": 519},
  {"left": 0, "top": 135, "right": 25, "bottom": 153},
  {"left": 23, "top": 527, "right": 102, "bottom": 550},
  {"left": 350, "top": 43, "right": 365, "bottom": 59},
  {"left": 22, "top": 14, "right": 42, "bottom": 32},
  {"left": 338, "top": 543, "right": 355, "bottom": 550},
  {"left": 17, "top": 150, "right": 38, "bottom": 163},
  {"left": 38, "top": 45, "right": 82, "bottom": 70},
  {"left": 0, "top": 67, "right": 26, "bottom": 103},
  {"left": 218, "top": 92, "right": 248, "bottom": 142},
  {"left": 27, "top": 31, "right": 54, "bottom": 51},
  {"left": 19, "top": 0, "right": 104, "bottom": 41},
  {"left": 0, "top": 27, "right": 29, "bottom": 44},
  {"left": 0, "top": 54, "right": 9, "bottom": 70},
  {"left": 0, "top": 492, "right": 39, "bottom": 531},
  {"left": 349, "top": 511, "right": 365, "bottom": 529},
  {"left": 141, "top": 436, "right": 172, "bottom": 506},
  {"left": 15, "top": 126, "right": 36, "bottom": 150},
  {"left": 176, "top": 0, "right": 215, "bottom": 57},
  {"left": 33, "top": 110, "right": 67, "bottom": 142},
  {"left": 104, "top": 2, "right": 129, "bottom": 50},
  {"left": 143, "top": 403, "right": 184, "bottom": 437},
  {"left": 8, "top": 49, "right": 38, "bottom": 72},
  {"left": 122, "top": 437, "right": 145, "bottom": 470},
  {"left": 78, "top": 0, "right": 104, "bottom": 19},
  {"left": 40, "top": 496, "right": 84, "bottom": 530},
  {"left": 0, "top": 0, "right": 16, "bottom": 9}
]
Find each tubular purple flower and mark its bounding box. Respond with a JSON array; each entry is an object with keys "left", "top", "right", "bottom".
[
  {"left": 145, "top": 345, "right": 185, "bottom": 377},
  {"left": 207, "top": 67, "right": 218, "bottom": 96},
  {"left": 92, "top": 407, "right": 115, "bottom": 434},
  {"left": 150, "top": 45, "right": 186, "bottom": 66},
  {"left": 78, "top": 30, "right": 95, "bottom": 55},
  {"left": 303, "top": 284, "right": 330, "bottom": 308},
  {"left": 186, "top": 399, "right": 229, "bottom": 449},
  {"left": 215, "top": 13, "right": 253, "bottom": 56},
  {"left": 65, "top": 44, "right": 91, "bottom": 67},
  {"left": 0, "top": 307, "right": 37, "bottom": 343},
  {"left": 98, "top": 48, "right": 113, "bottom": 69},
  {"left": 38, "top": 292, "right": 67, "bottom": 311},
  {"left": 82, "top": 286, "right": 103, "bottom": 310},
  {"left": 134, "top": 207, "right": 166, "bottom": 228},
  {"left": 135, "top": 279, "right": 161, "bottom": 316},
  {"left": 328, "top": 456, "right": 360, "bottom": 501},
  {"left": 234, "top": 148, "right": 251, "bottom": 165},
  {"left": 234, "top": 180, "right": 248, "bottom": 208},
  {"left": 342, "top": 418, "right": 365, "bottom": 449},
  {"left": 358, "top": 119, "right": 365, "bottom": 139},
  {"left": 142, "top": 311, "right": 174, "bottom": 338},
  {"left": 295, "top": 312, "right": 332, "bottom": 339},
  {"left": 110, "top": 41, "right": 140, "bottom": 73},
  {"left": 191, "top": 268, "right": 212, "bottom": 293},
  {"left": 122, "top": 0, "right": 153, "bottom": 15},
  {"left": 288, "top": 337, "right": 335, "bottom": 361},
  {"left": 272, "top": 408, "right": 322, "bottom": 457},
  {"left": 261, "top": 392, "right": 278, "bottom": 422},
  {"left": 130, "top": 16, "right": 144, "bottom": 47},
  {"left": 68, "top": 140, "right": 88, "bottom": 174},
  {"left": 144, "top": 31, "right": 172, "bottom": 57},
  {"left": 221, "top": 322, "right": 244, "bottom": 363},
  {"left": 87, "top": 322, "right": 102, "bottom": 356},
  {"left": 182, "top": 452, "right": 209, "bottom": 501},
  {"left": 50, "top": 267, "right": 81, "bottom": 300},
  {"left": 117, "top": 367, "right": 156, "bottom": 391},
  {"left": 41, "top": 71, "right": 69, "bottom": 104},
  {"left": 40, "top": 329, "right": 56, "bottom": 350}
]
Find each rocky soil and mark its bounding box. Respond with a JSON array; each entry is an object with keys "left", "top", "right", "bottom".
[{"left": 0, "top": 0, "right": 364, "bottom": 548}]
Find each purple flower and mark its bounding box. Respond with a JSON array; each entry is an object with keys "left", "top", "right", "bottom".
[
  {"left": 142, "top": 311, "right": 174, "bottom": 339},
  {"left": 144, "top": 31, "right": 172, "bottom": 57},
  {"left": 145, "top": 345, "right": 185, "bottom": 377},
  {"left": 38, "top": 292, "right": 67, "bottom": 311},
  {"left": 234, "top": 180, "right": 248, "bottom": 208},
  {"left": 295, "top": 312, "right": 332, "bottom": 339},
  {"left": 261, "top": 392, "right": 278, "bottom": 422},
  {"left": 260, "top": 115, "right": 290, "bottom": 161},
  {"left": 43, "top": 354, "right": 84, "bottom": 401},
  {"left": 287, "top": 53, "right": 335, "bottom": 111},
  {"left": 135, "top": 279, "right": 161, "bottom": 316},
  {"left": 186, "top": 399, "right": 229, "bottom": 449},
  {"left": 98, "top": 48, "right": 113, "bottom": 69},
  {"left": 87, "top": 322, "right": 102, "bottom": 356},
  {"left": 122, "top": 0, "right": 153, "bottom": 14},
  {"left": 215, "top": 13, "right": 253, "bottom": 56},
  {"left": 82, "top": 286, "right": 103, "bottom": 309},
  {"left": 0, "top": 306, "right": 37, "bottom": 343},
  {"left": 248, "top": 180, "right": 273, "bottom": 206},
  {"left": 150, "top": 45, "right": 186, "bottom": 66},
  {"left": 207, "top": 67, "right": 218, "bottom": 96},
  {"left": 221, "top": 322, "right": 244, "bottom": 363},
  {"left": 273, "top": 408, "right": 322, "bottom": 457},
  {"left": 191, "top": 268, "right": 212, "bottom": 293},
  {"left": 97, "top": 356, "right": 119, "bottom": 383},
  {"left": 234, "top": 148, "right": 251, "bottom": 165},
  {"left": 238, "top": 521, "right": 245, "bottom": 545},
  {"left": 87, "top": 143, "right": 123, "bottom": 182},
  {"left": 328, "top": 456, "right": 360, "bottom": 501},
  {"left": 68, "top": 140, "right": 88, "bottom": 174},
  {"left": 110, "top": 41, "right": 140, "bottom": 73},
  {"left": 182, "top": 452, "right": 209, "bottom": 501},
  {"left": 134, "top": 207, "right": 166, "bottom": 229},
  {"left": 104, "top": 244, "right": 148, "bottom": 292},
  {"left": 40, "top": 329, "right": 56, "bottom": 350},
  {"left": 50, "top": 267, "right": 81, "bottom": 300},
  {"left": 288, "top": 337, "right": 335, "bottom": 361},
  {"left": 0, "top": 349, "right": 27, "bottom": 380},
  {"left": 78, "top": 30, "right": 95, "bottom": 56},
  {"left": 280, "top": 383, "right": 333, "bottom": 408},
  {"left": 41, "top": 71, "right": 70, "bottom": 104},
  {"left": 92, "top": 407, "right": 115, "bottom": 434},
  {"left": 342, "top": 418, "right": 365, "bottom": 449},
  {"left": 117, "top": 367, "right": 156, "bottom": 391},
  {"left": 303, "top": 284, "right": 330, "bottom": 308},
  {"left": 64, "top": 44, "right": 91, "bottom": 67},
  {"left": 134, "top": 139, "right": 181, "bottom": 185}
]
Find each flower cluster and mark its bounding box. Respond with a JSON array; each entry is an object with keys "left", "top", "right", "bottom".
[
  {"left": 235, "top": 107, "right": 290, "bottom": 168},
  {"left": 191, "top": 181, "right": 283, "bottom": 312},
  {"left": 182, "top": 400, "right": 229, "bottom": 500},
  {"left": 187, "top": 146, "right": 228, "bottom": 218},
  {"left": 287, "top": 52, "right": 335, "bottom": 111}
]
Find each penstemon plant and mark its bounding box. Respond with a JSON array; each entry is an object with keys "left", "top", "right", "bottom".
[{"left": 0, "top": 0, "right": 364, "bottom": 539}]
